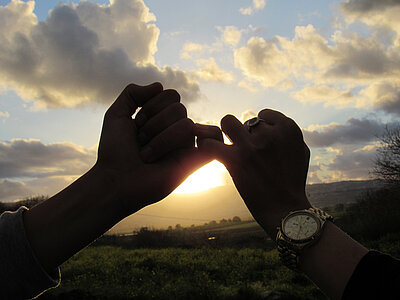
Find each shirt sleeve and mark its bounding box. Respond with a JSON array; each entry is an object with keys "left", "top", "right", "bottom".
[
  {"left": 0, "top": 207, "right": 60, "bottom": 299},
  {"left": 342, "top": 250, "right": 400, "bottom": 299}
]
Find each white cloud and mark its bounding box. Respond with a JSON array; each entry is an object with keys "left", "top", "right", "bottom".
[
  {"left": 234, "top": 37, "right": 292, "bottom": 89},
  {"left": 234, "top": 22, "right": 400, "bottom": 112},
  {"left": 181, "top": 43, "right": 210, "bottom": 59},
  {"left": 240, "top": 109, "right": 257, "bottom": 123},
  {"left": 341, "top": 0, "right": 400, "bottom": 44},
  {"left": 239, "top": 0, "right": 266, "bottom": 16},
  {"left": 0, "top": 111, "right": 9, "bottom": 123},
  {"left": 238, "top": 80, "right": 259, "bottom": 93},
  {"left": 360, "top": 80, "right": 400, "bottom": 115},
  {"left": 193, "top": 58, "right": 234, "bottom": 83},
  {"left": 292, "top": 85, "right": 354, "bottom": 108},
  {"left": 0, "top": 0, "right": 200, "bottom": 109},
  {"left": 222, "top": 26, "right": 242, "bottom": 47}
]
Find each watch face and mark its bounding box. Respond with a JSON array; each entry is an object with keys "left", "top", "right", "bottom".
[{"left": 283, "top": 212, "right": 320, "bottom": 242}]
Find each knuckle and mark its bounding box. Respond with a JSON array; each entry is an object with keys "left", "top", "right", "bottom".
[
  {"left": 170, "top": 102, "right": 187, "bottom": 118},
  {"left": 175, "top": 118, "right": 194, "bottom": 138},
  {"left": 163, "top": 89, "right": 181, "bottom": 102},
  {"left": 123, "top": 83, "right": 136, "bottom": 94}
]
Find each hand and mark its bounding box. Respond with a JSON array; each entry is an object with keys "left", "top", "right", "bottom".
[
  {"left": 95, "top": 83, "right": 222, "bottom": 217},
  {"left": 198, "top": 109, "right": 312, "bottom": 238}
]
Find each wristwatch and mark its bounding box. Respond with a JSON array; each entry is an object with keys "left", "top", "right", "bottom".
[{"left": 276, "top": 207, "right": 333, "bottom": 270}]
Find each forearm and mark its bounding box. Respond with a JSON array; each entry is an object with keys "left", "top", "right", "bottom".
[
  {"left": 298, "top": 221, "right": 368, "bottom": 300},
  {"left": 23, "top": 165, "right": 135, "bottom": 272}
]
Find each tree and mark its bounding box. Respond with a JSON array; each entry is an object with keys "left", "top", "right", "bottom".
[
  {"left": 232, "top": 216, "right": 242, "bottom": 222},
  {"left": 374, "top": 125, "right": 400, "bottom": 184}
]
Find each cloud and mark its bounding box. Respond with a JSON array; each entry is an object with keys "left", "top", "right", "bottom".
[
  {"left": 307, "top": 164, "right": 323, "bottom": 184},
  {"left": 0, "top": 180, "right": 29, "bottom": 201},
  {"left": 234, "top": 23, "right": 400, "bottom": 112},
  {"left": 360, "top": 81, "right": 400, "bottom": 115},
  {"left": 0, "top": 0, "right": 200, "bottom": 109},
  {"left": 222, "top": 26, "right": 242, "bottom": 47},
  {"left": 240, "top": 109, "right": 257, "bottom": 122},
  {"left": 0, "top": 139, "right": 96, "bottom": 179},
  {"left": 238, "top": 80, "right": 259, "bottom": 93},
  {"left": 0, "top": 111, "right": 9, "bottom": 123},
  {"left": 341, "top": 0, "right": 400, "bottom": 13},
  {"left": 292, "top": 85, "right": 354, "bottom": 108},
  {"left": 181, "top": 43, "right": 210, "bottom": 59},
  {"left": 239, "top": 0, "right": 266, "bottom": 16},
  {"left": 326, "top": 144, "right": 377, "bottom": 180},
  {"left": 193, "top": 58, "right": 234, "bottom": 83},
  {"left": 340, "top": 0, "right": 400, "bottom": 46},
  {"left": 303, "top": 118, "right": 387, "bottom": 147},
  {"left": 234, "top": 37, "right": 293, "bottom": 89}
]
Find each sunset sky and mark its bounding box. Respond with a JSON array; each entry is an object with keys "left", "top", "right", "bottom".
[{"left": 1, "top": 0, "right": 399, "bottom": 214}]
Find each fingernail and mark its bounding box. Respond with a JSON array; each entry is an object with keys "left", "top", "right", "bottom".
[
  {"left": 135, "top": 113, "right": 147, "bottom": 128},
  {"left": 140, "top": 146, "right": 153, "bottom": 162}
]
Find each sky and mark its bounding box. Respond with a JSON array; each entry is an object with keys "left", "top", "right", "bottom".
[{"left": 1, "top": 0, "right": 400, "bottom": 217}]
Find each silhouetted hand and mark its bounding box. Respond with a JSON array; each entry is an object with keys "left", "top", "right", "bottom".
[
  {"left": 96, "top": 83, "right": 222, "bottom": 217},
  {"left": 198, "top": 109, "right": 312, "bottom": 238}
]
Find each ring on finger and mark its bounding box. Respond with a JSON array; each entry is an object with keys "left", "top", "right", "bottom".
[{"left": 245, "top": 117, "right": 266, "bottom": 132}]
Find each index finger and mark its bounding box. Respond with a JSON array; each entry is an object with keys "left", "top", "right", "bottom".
[{"left": 106, "top": 82, "right": 163, "bottom": 118}]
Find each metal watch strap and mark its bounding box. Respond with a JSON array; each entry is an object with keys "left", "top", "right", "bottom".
[
  {"left": 277, "top": 232, "right": 299, "bottom": 270},
  {"left": 276, "top": 207, "right": 333, "bottom": 271}
]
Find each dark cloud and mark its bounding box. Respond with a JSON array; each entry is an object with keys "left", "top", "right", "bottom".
[
  {"left": 370, "top": 82, "right": 400, "bottom": 115},
  {"left": 0, "top": 139, "right": 95, "bottom": 179},
  {"left": 341, "top": 0, "right": 400, "bottom": 14},
  {"left": 0, "top": 180, "right": 29, "bottom": 201},
  {"left": 327, "top": 146, "right": 376, "bottom": 179},
  {"left": 0, "top": 0, "right": 200, "bottom": 108},
  {"left": 303, "top": 118, "right": 387, "bottom": 148}
]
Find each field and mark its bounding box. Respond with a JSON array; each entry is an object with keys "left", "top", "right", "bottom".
[
  {"left": 10, "top": 186, "right": 400, "bottom": 299},
  {"left": 39, "top": 247, "right": 325, "bottom": 300}
]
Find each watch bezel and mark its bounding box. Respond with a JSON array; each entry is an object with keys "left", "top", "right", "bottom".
[{"left": 280, "top": 211, "right": 322, "bottom": 244}]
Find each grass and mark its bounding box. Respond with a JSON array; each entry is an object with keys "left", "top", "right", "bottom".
[{"left": 39, "top": 247, "right": 325, "bottom": 300}]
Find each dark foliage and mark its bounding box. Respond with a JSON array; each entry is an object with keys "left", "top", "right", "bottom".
[
  {"left": 336, "top": 185, "right": 400, "bottom": 242},
  {"left": 374, "top": 125, "right": 400, "bottom": 185}
]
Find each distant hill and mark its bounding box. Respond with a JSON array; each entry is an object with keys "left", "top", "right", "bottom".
[
  {"left": 0, "top": 180, "right": 385, "bottom": 234},
  {"left": 306, "top": 179, "right": 384, "bottom": 208},
  {"left": 109, "top": 179, "right": 385, "bottom": 234}
]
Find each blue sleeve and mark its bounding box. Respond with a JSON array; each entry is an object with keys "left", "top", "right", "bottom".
[
  {"left": 0, "top": 207, "right": 60, "bottom": 299},
  {"left": 342, "top": 250, "right": 400, "bottom": 299}
]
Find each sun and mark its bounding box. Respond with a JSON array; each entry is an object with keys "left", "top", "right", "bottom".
[{"left": 173, "top": 160, "right": 227, "bottom": 194}]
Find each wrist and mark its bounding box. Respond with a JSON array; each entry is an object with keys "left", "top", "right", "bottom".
[
  {"left": 254, "top": 193, "right": 312, "bottom": 239},
  {"left": 88, "top": 164, "right": 141, "bottom": 220}
]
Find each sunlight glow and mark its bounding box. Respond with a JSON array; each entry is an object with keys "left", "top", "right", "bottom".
[{"left": 173, "top": 160, "right": 227, "bottom": 194}]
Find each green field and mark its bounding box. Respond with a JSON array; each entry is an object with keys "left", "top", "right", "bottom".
[{"left": 39, "top": 246, "right": 325, "bottom": 300}]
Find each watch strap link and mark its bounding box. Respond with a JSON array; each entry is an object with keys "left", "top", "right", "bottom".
[
  {"left": 308, "top": 207, "right": 334, "bottom": 222},
  {"left": 276, "top": 231, "right": 299, "bottom": 270}
]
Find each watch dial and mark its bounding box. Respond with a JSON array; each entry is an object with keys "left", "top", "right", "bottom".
[{"left": 283, "top": 213, "right": 319, "bottom": 241}]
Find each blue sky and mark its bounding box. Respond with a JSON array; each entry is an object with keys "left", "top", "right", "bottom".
[{"left": 1, "top": 0, "right": 400, "bottom": 204}]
